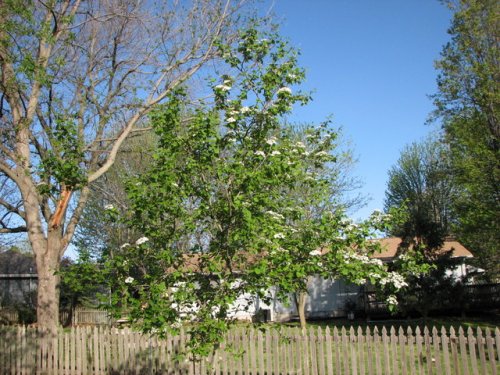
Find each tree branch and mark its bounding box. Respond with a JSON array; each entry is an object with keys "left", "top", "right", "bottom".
[{"left": 0, "top": 198, "right": 26, "bottom": 220}]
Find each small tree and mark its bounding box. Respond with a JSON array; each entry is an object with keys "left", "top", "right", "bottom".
[{"left": 105, "top": 29, "right": 411, "bottom": 356}]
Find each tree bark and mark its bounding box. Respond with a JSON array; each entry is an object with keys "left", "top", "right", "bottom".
[
  {"left": 32, "top": 231, "right": 64, "bottom": 334},
  {"left": 297, "top": 291, "right": 308, "bottom": 335}
]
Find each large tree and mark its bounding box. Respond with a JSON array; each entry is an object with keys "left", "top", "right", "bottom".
[
  {"left": 0, "top": 0, "right": 264, "bottom": 332},
  {"left": 431, "top": 0, "right": 499, "bottom": 279}
]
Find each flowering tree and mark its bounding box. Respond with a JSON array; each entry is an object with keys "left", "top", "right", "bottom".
[{"left": 106, "top": 28, "right": 412, "bottom": 356}]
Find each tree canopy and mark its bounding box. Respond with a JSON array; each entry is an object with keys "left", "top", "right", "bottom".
[{"left": 431, "top": 0, "right": 499, "bottom": 279}]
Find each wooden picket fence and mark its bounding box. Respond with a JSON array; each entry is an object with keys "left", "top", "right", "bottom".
[
  {"left": 0, "top": 324, "right": 499, "bottom": 374},
  {"left": 60, "top": 308, "right": 113, "bottom": 326}
]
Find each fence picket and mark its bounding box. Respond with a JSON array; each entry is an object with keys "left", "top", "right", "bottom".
[
  {"left": 450, "top": 327, "right": 461, "bottom": 375},
  {"left": 374, "top": 326, "right": 382, "bottom": 375},
  {"left": 390, "top": 326, "right": 398, "bottom": 375},
  {"left": 257, "top": 328, "right": 264, "bottom": 375},
  {"left": 496, "top": 328, "right": 500, "bottom": 362},
  {"left": 350, "top": 326, "right": 358, "bottom": 375},
  {"left": 365, "top": 326, "right": 373, "bottom": 375},
  {"left": 407, "top": 327, "right": 416, "bottom": 375},
  {"left": 441, "top": 326, "right": 452, "bottom": 375},
  {"left": 325, "top": 326, "right": 333, "bottom": 375},
  {"left": 467, "top": 327, "right": 479, "bottom": 375},
  {"left": 334, "top": 326, "right": 341, "bottom": 374},
  {"left": 458, "top": 327, "right": 470, "bottom": 375},
  {"left": 342, "top": 326, "right": 350, "bottom": 375},
  {"left": 424, "top": 327, "right": 433, "bottom": 375},
  {"left": 432, "top": 326, "right": 442, "bottom": 373},
  {"left": 477, "top": 327, "right": 487, "bottom": 375},
  {"left": 382, "top": 327, "right": 391, "bottom": 375},
  {"left": 485, "top": 328, "right": 497, "bottom": 375}
]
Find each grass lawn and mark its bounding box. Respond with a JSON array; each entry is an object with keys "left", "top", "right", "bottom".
[{"left": 273, "top": 314, "right": 500, "bottom": 333}]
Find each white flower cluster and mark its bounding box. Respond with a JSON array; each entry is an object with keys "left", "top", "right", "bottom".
[
  {"left": 125, "top": 276, "right": 134, "bottom": 284},
  {"left": 379, "top": 272, "right": 408, "bottom": 289},
  {"left": 266, "top": 210, "right": 284, "bottom": 221},
  {"left": 314, "top": 151, "right": 329, "bottom": 157},
  {"left": 386, "top": 295, "right": 398, "bottom": 306},
  {"left": 215, "top": 84, "right": 231, "bottom": 92},
  {"left": 277, "top": 87, "right": 292, "bottom": 95},
  {"left": 266, "top": 136, "right": 278, "bottom": 146},
  {"left": 273, "top": 232, "right": 285, "bottom": 239},
  {"left": 309, "top": 249, "right": 321, "bottom": 256},
  {"left": 135, "top": 237, "right": 149, "bottom": 245},
  {"left": 215, "top": 79, "right": 232, "bottom": 92},
  {"left": 120, "top": 243, "right": 130, "bottom": 250},
  {"left": 270, "top": 150, "right": 281, "bottom": 156},
  {"left": 370, "top": 209, "right": 391, "bottom": 224},
  {"left": 254, "top": 150, "right": 266, "bottom": 157},
  {"left": 104, "top": 204, "right": 114, "bottom": 210},
  {"left": 342, "top": 252, "right": 384, "bottom": 267}
]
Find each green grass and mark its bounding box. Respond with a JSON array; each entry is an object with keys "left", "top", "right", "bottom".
[{"left": 263, "top": 315, "right": 500, "bottom": 333}]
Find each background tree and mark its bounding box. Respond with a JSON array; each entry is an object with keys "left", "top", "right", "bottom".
[
  {"left": 431, "top": 0, "right": 499, "bottom": 279},
  {"left": 384, "top": 137, "right": 455, "bottom": 252},
  {"left": 0, "top": 0, "right": 264, "bottom": 332},
  {"left": 73, "top": 132, "right": 157, "bottom": 260}
]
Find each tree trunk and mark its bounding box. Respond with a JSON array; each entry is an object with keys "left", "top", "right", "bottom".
[
  {"left": 297, "top": 291, "right": 308, "bottom": 335},
  {"left": 33, "top": 231, "right": 63, "bottom": 334}
]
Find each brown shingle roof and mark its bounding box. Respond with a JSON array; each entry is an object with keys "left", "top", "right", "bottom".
[{"left": 372, "top": 237, "right": 474, "bottom": 260}]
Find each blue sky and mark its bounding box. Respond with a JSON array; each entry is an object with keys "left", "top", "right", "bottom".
[{"left": 269, "top": 0, "right": 452, "bottom": 220}]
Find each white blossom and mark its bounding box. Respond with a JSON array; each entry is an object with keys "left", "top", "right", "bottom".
[
  {"left": 266, "top": 211, "right": 284, "bottom": 220},
  {"left": 386, "top": 295, "right": 398, "bottom": 306},
  {"left": 104, "top": 204, "right": 114, "bottom": 210},
  {"left": 369, "top": 258, "right": 383, "bottom": 266},
  {"left": 240, "top": 106, "right": 251, "bottom": 114},
  {"left": 295, "top": 141, "right": 306, "bottom": 148},
  {"left": 226, "top": 117, "right": 236, "bottom": 123},
  {"left": 266, "top": 136, "right": 278, "bottom": 146},
  {"left": 309, "top": 249, "right": 321, "bottom": 256},
  {"left": 125, "top": 276, "right": 134, "bottom": 284},
  {"left": 277, "top": 87, "right": 292, "bottom": 95},
  {"left": 135, "top": 237, "right": 149, "bottom": 245},
  {"left": 270, "top": 150, "right": 281, "bottom": 156},
  {"left": 254, "top": 150, "right": 266, "bottom": 157},
  {"left": 379, "top": 272, "right": 408, "bottom": 289},
  {"left": 215, "top": 84, "right": 231, "bottom": 91},
  {"left": 120, "top": 243, "right": 131, "bottom": 250},
  {"left": 273, "top": 233, "right": 285, "bottom": 239},
  {"left": 315, "top": 151, "right": 329, "bottom": 157}
]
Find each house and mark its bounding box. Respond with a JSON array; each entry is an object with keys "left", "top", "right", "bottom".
[
  {"left": 373, "top": 237, "right": 475, "bottom": 280},
  {"left": 248, "top": 237, "right": 476, "bottom": 322}
]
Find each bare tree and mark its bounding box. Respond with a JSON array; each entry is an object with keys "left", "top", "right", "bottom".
[{"left": 0, "top": 0, "right": 262, "bottom": 332}]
